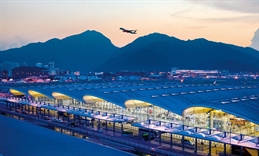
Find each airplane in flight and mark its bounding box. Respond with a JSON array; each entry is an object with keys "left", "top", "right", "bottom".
[{"left": 120, "top": 27, "right": 137, "bottom": 34}]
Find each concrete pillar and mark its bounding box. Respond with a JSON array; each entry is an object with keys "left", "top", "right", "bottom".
[
  {"left": 170, "top": 133, "right": 173, "bottom": 148},
  {"left": 210, "top": 112, "right": 213, "bottom": 129},
  {"left": 182, "top": 135, "right": 184, "bottom": 151},
  {"left": 240, "top": 147, "right": 243, "bottom": 156},
  {"left": 79, "top": 116, "right": 81, "bottom": 125},
  {"left": 113, "top": 122, "right": 115, "bottom": 134},
  {"left": 121, "top": 123, "right": 123, "bottom": 133},
  {"left": 224, "top": 143, "right": 226, "bottom": 156},
  {"left": 98, "top": 119, "right": 100, "bottom": 130},
  {"left": 208, "top": 141, "right": 211, "bottom": 156},
  {"left": 106, "top": 121, "right": 108, "bottom": 132},
  {"left": 194, "top": 138, "right": 197, "bottom": 154},
  {"left": 91, "top": 119, "right": 94, "bottom": 128},
  {"left": 159, "top": 131, "right": 161, "bottom": 145}
]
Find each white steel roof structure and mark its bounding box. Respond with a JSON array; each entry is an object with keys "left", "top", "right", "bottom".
[{"left": 6, "top": 82, "right": 259, "bottom": 125}]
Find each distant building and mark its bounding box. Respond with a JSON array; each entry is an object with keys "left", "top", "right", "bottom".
[
  {"left": 74, "top": 71, "right": 80, "bottom": 76},
  {"left": 23, "top": 62, "right": 28, "bottom": 66},
  {"left": 170, "top": 68, "right": 220, "bottom": 79},
  {"left": 49, "top": 62, "right": 54, "bottom": 70},
  {"left": 43, "top": 65, "right": 49, "bottom": 69},
  {"left": 0, "top": 62, "right": 20, "bottom": 77},
  {"left": 0, "top": 62, "right": 20, "bottom": 71},
  {"left": 36, "top": 63, "right": 43, "bottom": 68},
  {"left": 12, "top": 66, "right": 48, "bottom": 79},
  {"left": 49, "top": 70, "right": 56, "bottom": 76}
]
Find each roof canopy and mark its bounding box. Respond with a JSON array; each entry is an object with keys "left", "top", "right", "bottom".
[{"left": 6, "top": 81, "right": 259, "bottom": 124}]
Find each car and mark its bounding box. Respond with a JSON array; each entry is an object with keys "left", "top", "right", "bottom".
[
  {"left": 56, "top": 119, "right": 63, "bottom": 123},
  {"left": 43, "top": 116, "right": 50, "bottom": 120},
  {"left": 9, "top": 108, "right": 15, "bottom": 111},
  {"left": 69, "top": 122, "right": 79, "bottom": 127},
  {"left": 22, "top": 110, "right": 29, "bottom": 114},
  {"left": 181, "top": 139, "right": 194, "bottom": 146},
  {"left": 15, "top": 109, "right": 21, "bottom": 113}
]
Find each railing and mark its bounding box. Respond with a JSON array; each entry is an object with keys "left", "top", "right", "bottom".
[{"left": 0, "top": 107, "right": 185, "bottom": 156}]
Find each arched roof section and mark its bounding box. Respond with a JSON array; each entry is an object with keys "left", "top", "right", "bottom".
[
  {"left": 83, "top": 96, "right": 105, "bottom": 103},
  {"left": 183, "top": 107, "right": 213, "bottom": 116},
  {"left": 9, "top": 89, "right": 25, "bottom": 96},
  {"left": 125, "top": 100, "right": 152, "bottom": 108},
  {"left": 28, "top": 90, "right": 53, "bottom": 99},
  {"left": 52, "top": 92, "right": 71, "bottom": 100},
  {"left": 4, "top": 83, "right": 259, "bottom": 124},
  {"left": 81, "top": 92, "right": 126, "bottom": 107},
  {"left": 186, "top": 99, "right": 259, "bottom": 125},
  {"left": 28, "top": 90, "right": 46, "bottom": 97}
]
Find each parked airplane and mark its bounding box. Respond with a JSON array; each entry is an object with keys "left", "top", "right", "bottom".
[{"left": 120, "top": 27, "right": 137, "bottom": 34}]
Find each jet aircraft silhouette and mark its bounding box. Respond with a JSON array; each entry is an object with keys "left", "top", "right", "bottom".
[{"left": 120, "top": 27, "right": 137, "bottom": 34}]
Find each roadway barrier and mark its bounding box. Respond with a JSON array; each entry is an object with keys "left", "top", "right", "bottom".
[{"left": 0, "top": 100, "right": 186, "bottom": 156}]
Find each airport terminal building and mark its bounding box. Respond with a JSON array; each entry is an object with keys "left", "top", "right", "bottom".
[{"left": 1, "top": 81, "right": 259, "bottom": 155}]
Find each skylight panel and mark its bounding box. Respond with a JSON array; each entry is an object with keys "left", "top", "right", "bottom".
[
  {"left": 151, "top": 95, "right": 160, "bottom": 98},
  {"left": 162, "top": 94, "right": 170, "bottom": 97},
  {"left": 221, "top": 101, "right": 230, "bottom": 104}
]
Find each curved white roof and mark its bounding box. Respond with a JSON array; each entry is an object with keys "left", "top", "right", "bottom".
[{"left": 7, "top": 82, "right": 259, "bottom": 124}]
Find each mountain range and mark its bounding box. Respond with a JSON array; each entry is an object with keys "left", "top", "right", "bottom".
[{"left": 0, "top": 30, "right": 259, "bottom": 72}]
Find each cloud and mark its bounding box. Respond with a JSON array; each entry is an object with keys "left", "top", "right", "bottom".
[
  {"left": 250, "top": 28, "right": 259, "bottom": 51},
  {"left": 199, "top": 15, "right": 257, "bottom": 23},
  {"left": 186, "top": 0, "right": 258, "bottom": 14},
  {"left": 0, "top": 36, "right": 30, "bottom": 51},
  {"left": 171, "top": 8, "right": 193, "bottom": 17},
  {"left": 184, "top": 26, "right": 205, "bottom": 29}
]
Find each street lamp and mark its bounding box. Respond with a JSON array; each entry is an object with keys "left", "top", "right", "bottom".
[{"left": 230, "top": 128, "right": 232, "bottom": 144}]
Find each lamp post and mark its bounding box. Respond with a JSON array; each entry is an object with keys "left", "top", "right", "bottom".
[
  {"left": 147, "top": 106, "right": 151, "bottom": 154},
  {"left": 230, "top": 128, "right": 232, "bottom": 144}
]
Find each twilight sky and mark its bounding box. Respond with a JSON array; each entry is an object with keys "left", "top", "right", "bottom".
[{"left": 0, "top": 0, "right": 258, "bottom": 51}]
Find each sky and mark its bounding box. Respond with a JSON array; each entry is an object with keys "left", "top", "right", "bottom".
[{"left": 0, "top": 0, "right": 258, "bottom": 51}]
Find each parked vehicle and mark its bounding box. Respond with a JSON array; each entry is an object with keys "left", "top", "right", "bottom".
[
  {"left": 181, "top": 139, "right": 194, "bottom": 146},
  {"left": 69, "top": 122, "right": 79, "bottom": 127},
  {"left": 22, "top": 110, "right": 28, "bottom": 114},
  {"left": 15, "top": 109, "right": 21, "bottom": 113}
]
